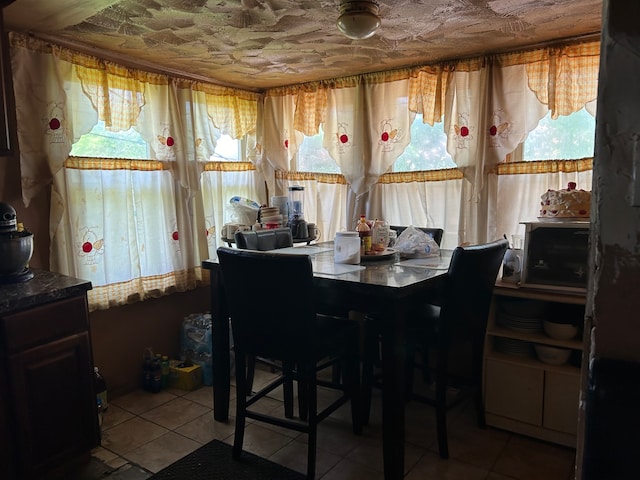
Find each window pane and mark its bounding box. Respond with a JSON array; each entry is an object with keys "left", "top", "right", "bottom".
[
  {"left": 393, "top": 115, "right": 456, "bottom": 172},
  {"left": 524, "top": 108, "right": 595, "bottom": 161},
  {"left": 210, "top": 133, "right": 241, "bottom": 161},
  {"left": 298, "top": 126, "right": 340, "bottom": 173},
  {"left": 70, "top": 121, "right": 149, "bottom": 159}
]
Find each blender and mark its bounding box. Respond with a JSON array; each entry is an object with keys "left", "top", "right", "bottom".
[{"left": 287, "top": 186, "right": 308, "bottom": 240}]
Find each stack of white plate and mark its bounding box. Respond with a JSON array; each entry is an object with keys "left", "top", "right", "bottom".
[
  {"left": 493, "top": 337, "right": 534, "bottom": 358},
  {"left": 496, "top": 311, "right": 543, "bottom": 334},
  {"left": 260, "top": 206, "right": 283, "bottom": 225}
]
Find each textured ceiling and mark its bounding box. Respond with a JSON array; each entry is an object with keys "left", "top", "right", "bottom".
[{"left": 3, "top": 0, "right": 602, "bottom": 91}]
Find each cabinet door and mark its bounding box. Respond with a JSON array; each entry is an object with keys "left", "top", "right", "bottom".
[
  {"left": 8, "top": 332, "right": 99, "bottom": 479},
  {"left": 485, "top": 358, "right": 544, "bottom": 425},
  {"left": 544, "top": 370, "right": 580, "bottom": 435}
]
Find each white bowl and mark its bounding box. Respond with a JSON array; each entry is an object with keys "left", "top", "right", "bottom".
[
  {"left": 543, "top": 320, "right": 578, "bottom": 340},
  {"left": 534, "top": 344, "right": 571, "bottom": 365}
]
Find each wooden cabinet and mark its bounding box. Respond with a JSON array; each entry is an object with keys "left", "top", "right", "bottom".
[
  {"left": 483, "top": 282, "right": 585, "bottom": 447},
  {"left": 0, "top": 273, "right": 98, "bottom": 479}
]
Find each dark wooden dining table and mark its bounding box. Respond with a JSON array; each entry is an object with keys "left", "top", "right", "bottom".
[{"left": 202, "top": 243, "right": 452, "bottom": 480}]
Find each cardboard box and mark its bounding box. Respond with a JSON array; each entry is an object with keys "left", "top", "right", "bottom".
[{"left": 168, "top": 360, "right": 202, "bottom": 391}]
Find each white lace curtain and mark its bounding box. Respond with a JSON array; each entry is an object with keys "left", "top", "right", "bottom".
[
  {"left": 261, "top": 41, "right": 600, "bottom": 244},
  {"left": 10, "top": 33, "right": 260, "bottom": 310},
  {"left": 9, "top": 30, "right": 599, "bottom": 309}
]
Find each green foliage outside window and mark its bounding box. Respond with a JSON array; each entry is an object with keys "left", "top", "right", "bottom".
[
  {"left": 524, "top": 108, "right": 595, "bottom": 161},
  {"left": 70, "top": 121, "right": 148, "bottom": 159},
  {"left": 392, "top": 116, "right": 456, "bottom": 172}
]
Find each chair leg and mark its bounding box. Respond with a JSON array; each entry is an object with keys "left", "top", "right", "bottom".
[
  {"left": 283, "top": 361, "right": 295, "bottom": 419},
  {"left": 233, "top": 351, "right": 248, "bottom": 460},
  {"left": 344, "top": 330, "right": 363, "bottom": 435},
  {"left": 472, "top": 341, "right": 486, "bottom": 428},
  {"left": 303, "top": 364, "right": 318, "bottom": 480},
  {"left": 361, "top": 321, "right": 378, "bottom": 426},
  {"left": 298, "top": 375, "right": 309, "bottom": 421},
  {"left": 435, "top": 344, "right": 450, "bottom": 459},
  {"left": 246, "top": 354, "right": 256, "bottom": 395}
]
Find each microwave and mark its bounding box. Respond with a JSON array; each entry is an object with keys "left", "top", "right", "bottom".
[{"left": 520, "top": 221, "right": 590, "bottom": 292}]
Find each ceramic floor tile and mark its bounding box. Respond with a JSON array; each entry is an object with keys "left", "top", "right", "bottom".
[
  {"left": 85, "top": 385, "right": 579, "bottom": 480},
  {"left": 444, "top": 409, "right": 511, "bottom": 469},
  {"left": 314, "top": 417, "right": 365, "bottom": 457},
  {"left": 139, "top": 396, "right": 210, "bottom": 430},
  {"left": 122, "top": 431, "right": 201, "bottom": 473},
  {"left": 486, "top": 473, "right": 519, "bottom": 480},
  {"left": 344, "top": 436, "right": 426, "bottom": 475},
  {"left": 268, "top": 437, "right": 342, "bottom": 478},
  {"left": 101, "top": 417, "right": 169, "bottom": 455},
  {"left": 103, "top": 455, "right": 129, "bottom": 471},
  {"left": 256, "top": 401, "right": 305, "bottom": 439},
  {"left": 102, "top": 404, "right": 135, "bottom": 431},
  {"left": 111, "top": 390, "right": 177, "bottom": 415},
  {"left": 404, "top": 450, "right": 490, "bottom": 480},
  {"left": 238, "top": 422, "right": 296, "bottom": 459},
  {"left": 492, "top": 434, "right": 576, "bottom": 480},
  {"left": 174, "top": 410, "right": 235, "bottom": 444},
  {"left": 182, "top": 385, "right": 214, "bottom": 407},
  {"left": 321, "top": 457, "right": 385, "bottom": 480}
]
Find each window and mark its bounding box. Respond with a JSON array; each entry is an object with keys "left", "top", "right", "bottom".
[
  {"left": 392, "top": 115, "right": 456, "bottom": 172},
  {"left": 210, "top": 133, "right": 242, "bottom": 161},
  {"left": 70, "top": 121, "right": 149, "bottom": 159},
  {"left": 297, "top": 126, "right": 340, "bottom": 173},
  {"left": 522, "top": 108, "right": 595, "bottom": 161}
]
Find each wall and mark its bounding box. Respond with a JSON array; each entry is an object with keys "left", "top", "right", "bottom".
[
  {"left": 590, "top": 0, "right": 640, "bottom": 360},
  {"left": 577, "top": 0, "right": 640, "bottom": 477}
]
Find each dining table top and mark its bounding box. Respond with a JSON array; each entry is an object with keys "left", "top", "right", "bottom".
[{"left": 203, "top": 241, "right": 452, "bottom": 290}]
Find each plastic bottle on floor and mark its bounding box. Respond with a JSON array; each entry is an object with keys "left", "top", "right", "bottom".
[
  {"left": 161, "top": 355, "right": 170, "bottom": 389},
  {"left": 94, "top": 366, "right": 108, "bottom": 411}
]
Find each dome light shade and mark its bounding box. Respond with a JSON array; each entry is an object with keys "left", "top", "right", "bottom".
[{"left": 337, "top": 1, "right": 381, "bottom": 40}]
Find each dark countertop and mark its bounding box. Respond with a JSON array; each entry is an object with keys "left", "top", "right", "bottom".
[{"left": 0, "top": 269, "right": 92, "bottom": 315}]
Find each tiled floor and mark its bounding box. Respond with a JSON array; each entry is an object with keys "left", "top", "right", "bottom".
[{"left": 73, "top": 366, "right": 577, "bottom": 480}]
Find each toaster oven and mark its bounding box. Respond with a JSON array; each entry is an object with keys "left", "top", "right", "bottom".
[{"left": 521, "top": 221, "right": 590, "bottom": 292}]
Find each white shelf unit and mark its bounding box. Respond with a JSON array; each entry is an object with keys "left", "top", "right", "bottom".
[{"left": 483, "top": 281, "right": 585, "bottom": 448}]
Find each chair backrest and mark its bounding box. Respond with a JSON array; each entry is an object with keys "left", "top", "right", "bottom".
[
  {"left": 439, "top": 238, "right": 509, "bottom": 339},
  {"left": 234, "top": 227, "right": 293, "bottom": 251},
  {"left": 217, "top": 246, "right": 317, "bottom": 362},
  {"left": 390, "top": 226, "right": 444, "bottom": 246}
]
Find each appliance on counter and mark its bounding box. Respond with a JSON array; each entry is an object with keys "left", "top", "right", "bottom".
[
  {"left": 0, "top": 201, "right": 34, "bottom": 283},
  {"left": 520, "top": 220, "right": 590, "bottom": 292},
  {"left": 287, "top": 185, "right": 308, "bottom": 240}
]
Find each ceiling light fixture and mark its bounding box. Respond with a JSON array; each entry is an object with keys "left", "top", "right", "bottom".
[{"left": 336, "top": 1, "right": 381, "bottom": 40}]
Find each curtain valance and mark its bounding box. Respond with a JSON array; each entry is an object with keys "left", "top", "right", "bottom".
[{"left": 10, "top": 32, "right": 261, "bottom": 206}]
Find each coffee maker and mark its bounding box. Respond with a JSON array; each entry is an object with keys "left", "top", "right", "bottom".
[{"left": 287, "top": 186, "right": 308, "bottom": 240}]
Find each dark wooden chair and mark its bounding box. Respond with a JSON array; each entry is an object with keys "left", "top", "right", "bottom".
[
  {"left": 233, "top": 227, "right": 294, "bottom": 387},
  {"left": 362, "top": 238, "right": 508, "bottom": 459},
  {"left": 217, "top": 247, "right": 362, "bottom": 480},
  {"left": 360, "top": 225, "right": 445, "bottom": 421}
]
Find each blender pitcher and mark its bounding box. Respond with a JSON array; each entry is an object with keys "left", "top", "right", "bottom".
[
  {"left": 288, "top": 186, "right": 308, "bottom": 239},
  {"left": 288, "top": 186, "right": 305, "bottom": 223}
]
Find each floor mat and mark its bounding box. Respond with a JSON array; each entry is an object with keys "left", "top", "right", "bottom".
[{"left": 149, "top": 439, "right": 305, "bottom": 480}]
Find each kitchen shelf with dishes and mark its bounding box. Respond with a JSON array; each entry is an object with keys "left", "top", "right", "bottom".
[{"left": 483, "top": 280, "right": 586, "bottom": 448}]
